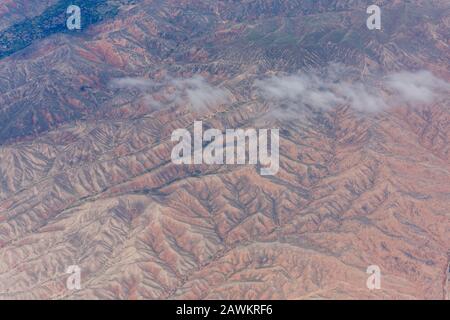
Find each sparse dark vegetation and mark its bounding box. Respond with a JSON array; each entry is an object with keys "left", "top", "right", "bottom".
[{"left": 0, "top": 0, "right": 120, "bottom": 59}]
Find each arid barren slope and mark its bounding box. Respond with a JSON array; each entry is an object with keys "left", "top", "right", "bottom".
[{"left": 0, "top": 0, "right": 449, "bottom": 300}]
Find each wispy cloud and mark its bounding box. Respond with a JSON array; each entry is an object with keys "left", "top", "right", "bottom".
[
  {"left": 110, "top": 68, "right": 449, "bottom": 118},
  {"left": 171, "top": 76, "right": 232, "bottom": 113},
  {"left": 385, "top": 70, "right": 450, "bottom": 105},
  {"left": 254, "top": 67, "right": 449, "bottom": 117},
  {"left": 110, "top": 75, "right": 232, "bottom": 113}
]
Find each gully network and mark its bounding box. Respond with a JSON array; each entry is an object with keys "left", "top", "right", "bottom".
[{"left": 171, "top": 121, "right": 279, "bottom": 176}]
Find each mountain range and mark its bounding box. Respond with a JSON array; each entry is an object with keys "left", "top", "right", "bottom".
[{"left": 0, "top": 0, "right": 449, "bottom": 299}]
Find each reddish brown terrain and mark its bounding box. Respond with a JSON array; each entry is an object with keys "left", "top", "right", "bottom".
[{"left": 0, "top": 0, "right": 449, "bottom": 299}]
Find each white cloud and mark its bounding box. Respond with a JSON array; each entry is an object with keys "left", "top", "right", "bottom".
[
  {"left": 171, "top": 76, "right": 232, "bottom": 113},
  {"left": 254, "top": 67, "right": 449, "bottom": 116},
  {"left": 255, "top": 73, "right": 345, "bottom": 110},
  {"left": 110, "top": 75, "right": 232, "bottom": 113},
  {"left": 110, "top": 69, "right": 449, "bottom": 117},
  {"left": 386, "top": 70, "right": 450, "bottom": 105}
]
